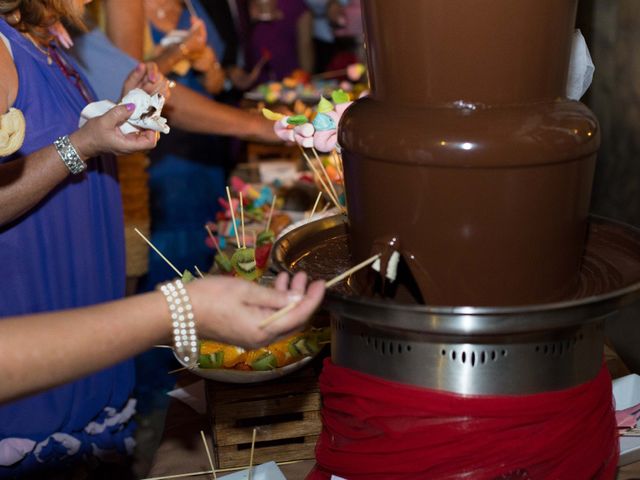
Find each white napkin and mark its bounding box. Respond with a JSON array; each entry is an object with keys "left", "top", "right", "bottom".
[
  {"left": 79, "top": 88, "right": 170, "bottom": 135},
  {"left": 567, "top": 29, "right": 595, "bottom": 101},
  {"left": 160, "top": 29, "right": 189, "bottom": 47}
]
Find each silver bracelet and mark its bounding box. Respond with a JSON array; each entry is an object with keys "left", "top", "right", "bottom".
[
  {"left": 54, "top": 135, "right": 86, "bottom": 175},
  {"left": 159, "top": 279, "right": 199, "bottom": 367}
]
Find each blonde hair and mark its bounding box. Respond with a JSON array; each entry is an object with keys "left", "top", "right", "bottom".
[{"left": 0, "top": 0, "right": 85, "bottom": 42}]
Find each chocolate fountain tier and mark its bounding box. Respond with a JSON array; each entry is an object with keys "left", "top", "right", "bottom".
[
  {"left": 342, "top": 0, "right": 597, "bottom": 306},
  {"left": 273, "top": 215, "right": 640, "bottom": 394}
]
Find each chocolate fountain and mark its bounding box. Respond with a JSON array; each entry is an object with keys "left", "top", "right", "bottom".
[{"left": 274, "top": 0, "right": 640, "bottom": 396}]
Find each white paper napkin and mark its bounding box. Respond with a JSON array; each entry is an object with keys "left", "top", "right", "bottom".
[
  {"left": 79, "top": 88, "right": 170, "bottom": 134},
  {"left": 567, "top": 29, "right": 595, "bottom": 101}
]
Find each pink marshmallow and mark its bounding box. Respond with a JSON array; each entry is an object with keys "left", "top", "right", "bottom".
[
  {"left": 313, "top": 129, "right": 338, "bottom": 152},
  {"left": 294, "top": 123, "right": 315, "bottom": 148},
  {"left": 274, "top": 118, "right": 295, "bottom": 142},
  {"left": 335, "top": 101, "right": 353, "bottom": 118}
]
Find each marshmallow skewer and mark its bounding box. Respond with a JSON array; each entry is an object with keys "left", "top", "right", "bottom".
[
  {"left": 225, "top": 186, "right": 242, "bottom": 249},
  {"left": 307, "top": 191, "right": 323, "bottom": 220},
  {"left": 301, "top": 148, "right": 342, "bottom": 212},
  {"left": 134, "top": 227, "right": 182, "bottom": 277},
  {"left": 259, "top": 253, "right": 382, "bottom": 329},
  {"left": 311, "top": 147, "right": 341, "bottom": 207}
]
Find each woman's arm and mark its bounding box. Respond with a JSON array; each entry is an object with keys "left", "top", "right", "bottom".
[
  {"left": 0, "top": 273, "right": 325, "bottom": 404},
  {"left": 103, "top": 0, "right": 146, "bottom": 61},
  {"left": 166, "top": 83, "right": 279, "bottom": 142},
  {"left": 0, "top": 105, "right": 157, "bottom": 226}
]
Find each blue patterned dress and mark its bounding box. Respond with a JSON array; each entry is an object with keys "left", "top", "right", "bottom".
[{"left": 0, "top": 19, "right": 135, "bottom": 478}]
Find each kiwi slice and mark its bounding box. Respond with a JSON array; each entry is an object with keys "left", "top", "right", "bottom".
[
  {"left": 231, "top": 248, "right": 260, "bottom": 281},
  {"left": 198, "top": 351, "right": 223, "bottom": 369},
  {"left": 251, "top": 353, "right": 277, "bottom": 371},
  {"left": 182, "top": 269, "right": 194, "bottom": 283},
  {"left": 256, "top": 230, "right": 275, "bottom": 247},
  {"left": 215, "top": 253, "right": 233, "bottom": 273}
]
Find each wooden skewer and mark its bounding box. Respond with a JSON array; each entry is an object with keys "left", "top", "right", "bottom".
[
  {"left": 205, "top": 225, "right": 225, "bottom": 257},
  {"left": 333, "top": 150, "right": 348, "bottom": 212},
  {"left": 258, "top": 302, "right": 298, "bottom": 328},
  {"left": 140, "top": 460, "right": 305, "bottom": 480},
  {"left": 259, "top": 253, "right": 382, "bottom": 329},
  {"left": 239, "top": 191, "right": 246, "bottom": 249},
  {"left": 153, "top": 345, "right": 173, "bottom": 349},
  {"left": 248, "top": 428, "right": 257, "bottom": 480},
  {"left": 184, "top": 0, "right": 198, "bottom": 18},
  {"left": 226, "top": 187, "right": 242, "bottom": 249},
  {"left": 307, "top": 191, "right": 322, "bottom": 220},
  {"left": 301, "top": 149, "right": 342, "bottom": 211},
  {"left": 325, "top": 253, "right": 381, "bottom": 288},
  {"left": 200, "top": 430, "right": 217, "bottom": 480},
  {"left": 168, "top": 366, "right": 189, "bottom": 375},
  {"left": 332, "top": 150, "right": 344, "bottom": 183},
  {"left": 312, "top": 147, "right": 341, "bottom": 206},
  {"left": 194, "top": 266, "right": 205, "bottom": 279},
  {"left": 265, "top": 195, "right": 277, "bottom": 232},
  {"left": 135, "top": 227, "right": 182, "bottom": 277}
]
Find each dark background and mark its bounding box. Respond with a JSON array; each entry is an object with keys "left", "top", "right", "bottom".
[{"left": 577, "top": 0, "right": 640, "bottom": 371}]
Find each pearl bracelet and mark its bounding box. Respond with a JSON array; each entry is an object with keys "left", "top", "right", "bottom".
[
  {"left": 54, "top": 135, "right": 86, "bottom": 175},
  {"left": 159, "top": 279, "right": 199, "bottom": 367}
]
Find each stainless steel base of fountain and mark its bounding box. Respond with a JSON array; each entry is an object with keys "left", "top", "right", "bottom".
[{"left": 273, "top": 215, "right": 640, "bottom": 395}]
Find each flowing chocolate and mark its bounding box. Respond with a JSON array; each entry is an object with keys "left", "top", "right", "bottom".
[{"left": 340, "top": 0, "right": 599, "bottom": 305}]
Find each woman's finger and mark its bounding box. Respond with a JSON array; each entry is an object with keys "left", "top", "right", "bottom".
[
  {"left": 274, "top": 271, "right": 289, "bottom": 292},
  {"left": 290, "top": 271, "right": 308, "bottom": 295},
  {"left": 243, "top": 281, "right": 292, "bottom": 310},
  {"left": 266, "top": 280, "right": 325, "bottom": 334}
]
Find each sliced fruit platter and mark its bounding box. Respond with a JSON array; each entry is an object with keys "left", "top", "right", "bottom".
[{"left": 174, "top": 327, "right": 329, "bottom": 383}]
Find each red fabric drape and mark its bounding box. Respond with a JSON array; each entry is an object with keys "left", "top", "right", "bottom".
[{"left": 308, "top": 359, "right": 618, "bottom": 480}]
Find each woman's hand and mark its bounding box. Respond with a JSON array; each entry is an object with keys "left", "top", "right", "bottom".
[
  {"left": 70, "top": 104, "right": 158, "bottom": 160},
  {"left": 121, "top": 62, "right": 172, "bottom": 101},
  {"left": 181, "top": 17, "right": 207, "bottom": 60},
  {"left": 188, "top": 272, "right": 325, "bottom": 349},
  {"left": 192, "top": 47, "right": 225, "bottom": 94}
]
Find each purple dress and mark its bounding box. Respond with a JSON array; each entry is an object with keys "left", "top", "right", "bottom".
[{"left": 0, "top": 19, "right": 134, "bottom": 477}]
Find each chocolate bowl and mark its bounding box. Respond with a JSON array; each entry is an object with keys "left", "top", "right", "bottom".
[
  {"left": 340, "top": 0, "right": 599, "bottom": 305},
  {"left": 272, "top": 214, "right": 640, "bottom": 394}
]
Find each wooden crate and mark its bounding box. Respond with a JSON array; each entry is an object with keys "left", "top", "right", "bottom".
[{"left": 205, "top": 366, "right": 322, "bottom": 469}]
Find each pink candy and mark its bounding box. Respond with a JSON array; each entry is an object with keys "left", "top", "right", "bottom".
[
  {"left": 274, "top": 118, "right": 295, "bottom": 143},
  {"left": 294, "top": 123, "right": 315, "bottom": 148}
]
